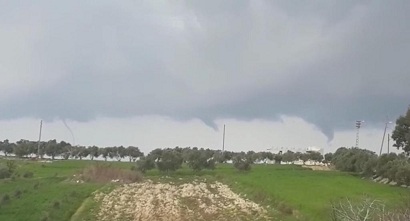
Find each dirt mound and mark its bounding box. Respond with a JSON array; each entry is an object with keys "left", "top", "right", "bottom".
[{"left": 94, "top": 180, "right": 270, "bottom": 221}]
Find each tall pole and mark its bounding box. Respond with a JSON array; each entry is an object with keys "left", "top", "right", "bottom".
[
  {"left": 355, "top": 120, "right": 364, "bottom": 148},
  {"left": 387, "top": 133, "right": 390, "bottom": 154},
  {"left": 37, "top": 120, "right": 43, "bottom": 159},
  {"left": 379, "top": 121, "right": 392, "bottom": 155},
  {"left": 222, "top": 124, "right": 225, "bottom": 152},
  {"left": 379, "top": 122, "right": 388, "bottom": 155}
]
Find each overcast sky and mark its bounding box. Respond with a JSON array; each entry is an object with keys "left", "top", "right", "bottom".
[{"left": 0, "top": 0, "right": 409, "bottom": 154}]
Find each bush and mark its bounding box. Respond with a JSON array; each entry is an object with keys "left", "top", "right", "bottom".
[
  {"left": 233, "top": 156, "right": 251, "bottom": 171},
  {"left": 277, "top": 202, "right": 293, "bottom": 215},
  {"left": 41, "top": 212, "right": 50, "bottom": 221},
  {"left": 135, "top": 156, "right": 155, "bottom": 173},
  {"left": 52, "top": 200, "right": 61, "bottom": 209},
  {"left": 187, "top": 149, "right": 216, "bottom": 172},
  {"left": 330, "top": 197, "right": 410, "bottom": 221},
  {"left": 23, "top": 171, "right": 34, "bottom": 178},
  {"left": 1, "top": 194, "right": 10, "bottom": 204},
  {"left": 376, "top": 153, "right": 400, "bottom": 177},
  {"left": 206, "top": 158, "right": 216, "bottom": 170},
  {"left": 395, "top": 164, "right": 410, "bottom": 186},
  {"left": 362, "top": 157, "right": 377, "bottom": 177},
  {"left": 156, "top": 149, "right": 183, "bottom": 173},
  {"left": 0, "top": 166, "right": 11, "bottom": 179},
  {"left": 332, "top": 148, "right": 377, "bottom": 173},
  {"left": 33, "top": 182, "right": 40, "bottom": 189},
  {"left": 14, "top": 190, "right": 22, "bottom": 199},
  {"left": 69, "top": 191, "right": 77, "bottom": 197},
  {"left": 384, "top": 160, "right": 404, "bottom": 181},
  {"left": 274, "top": 155, "right": 283, "bottom": 164},
  {"left": 5, "top": 161, "right": 17, "bottom": 174}
]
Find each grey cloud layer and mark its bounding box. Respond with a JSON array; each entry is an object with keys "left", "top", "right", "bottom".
[{"left": 1, "top": 0, "right": 409, "bottom": 141}]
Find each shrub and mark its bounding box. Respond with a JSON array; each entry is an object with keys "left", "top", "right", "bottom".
[
  {"left": 23, "top": 171, "right": 34, "bottom": 178},
  {"left": 395, "top": 164, "right": 410, "bottom": 186},
  {"left": 376, "top": 153, "right": 400, "bottom": 177},
  {"left": 1, "top": 194, "right": 10, "bottom": 204},
  {"left": 69, "top": 191, "right": 77, "bottom": 197},
  {"left": 135, "top": 156, "right": 155, "bottom": 173},
  {"left": 362, "top": 157, "right": 377, "bottom": 177},
  {"left": 277, "top": 202, "right": 293, "bottom": 215},
  {"left": 156, "top": 149, "right": 183, "bottom": 173},
  {"left": 384, "top": 160, "right": 404, "bottom": 181},
  {"left": 205, "top": 158, "right": 216, "bottom": 170},
  {"left": 52, "top": 200, "right": 61, "bottom": 209},
  {"left": 14, "top": 190, "right": 22, "bottom": 199},
  {"left": 330, "top": 197, "right": 410, "bottom": 221},
  {"left": 233, "top": 156, "right": 251, "bottom": 171},
  {"left": 41, "top": 212, "right": 50, "bottom": 221},
  {"left": 187, "top": 149, "right": 216, "bottom": 172},
  {"left": 0, "top": 166, "right": 11, "bottom": 179},
  {"left": 187, "top": 150, "right": 207, "bottom": 171},
  {"left": 274, "top": 154, "right": 283, "bottom": 164},
  {"left": 332, "top": 148, "right": 377, "bottom": 173},
  {"left": 5, "top": 161, "right": 17, "bottom": 174}
]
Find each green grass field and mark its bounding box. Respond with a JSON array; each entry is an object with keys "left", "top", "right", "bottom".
[{"left": 0, "top": 159, "right": 408, "bottom": 221}]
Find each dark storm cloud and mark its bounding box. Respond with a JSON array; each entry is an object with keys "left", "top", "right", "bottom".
[{"left": 0, "top": 0, "right": 409, "bottom": 141}]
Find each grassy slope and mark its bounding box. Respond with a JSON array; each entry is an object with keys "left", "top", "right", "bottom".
[
  {"left": 1, "top": 160, "right": 408, "bottom": 221},
  {"left": 145, "top": 164, "right": 410, "bottom": 220},
  {"left": 214, "top": 164, "right": 410, "bottom": 220},
  {"left": 0, "top": 159, "right": 106, "bottom": 221}
]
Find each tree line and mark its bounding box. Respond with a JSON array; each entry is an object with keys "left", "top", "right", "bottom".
[
  {"left": 324, "top": 108, "right": 410, "bottom": 185},
  {"left": 0, "top": 138, "right": 328, "bottom": 164},
  {"left": 133, "top": 146, "right": 329, "bottom": 173},
  {"left": 0, "top": 139, "right": 143, "bottom": 162},
  {"left": 329, "top": 147, "right": 410, "bottom": 186}
]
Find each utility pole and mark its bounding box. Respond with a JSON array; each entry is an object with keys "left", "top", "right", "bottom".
[
  {"left": 387, "top": 133, "right": 390, "bottom": 154},
  {"left": 222, "top": 124, "right": 226, "bottom": 152},
  {"left": 355, "top": 120, "right": 364, "bottom": 148},
  {"left": 379, "top": 120, "right": 392, "bottom": 155},
  {"left": 37, "top": 120, "right": 43, "bottom": 159}
]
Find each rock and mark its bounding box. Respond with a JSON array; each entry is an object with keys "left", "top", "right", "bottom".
[
  {"left": 380, "top": 178, "right": 389, "bottom": 184},
  {"left": 374, "top": 176, "right": 383, "bottom": 182},
  {"left": 400, "top": 185, "right": 407, "bottom": 188},
  {"left": 389, "top": 181, "right": 397, "bottom": 186}
]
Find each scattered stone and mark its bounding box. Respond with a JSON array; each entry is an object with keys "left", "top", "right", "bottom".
[
  {"left": 380, "top": 178, "right": 389, "bottom": 184},
  {"left": 374, "top": 176, "right": 383, "bottom": 182},
  {"left": 94, "top": 180, "right": 270, "bottom": 221},
  {"left": 389, "top": 181, "right": 397, "bottom": 186}
]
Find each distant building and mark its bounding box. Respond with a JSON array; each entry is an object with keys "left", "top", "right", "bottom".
[{"left": 306, "top": 146, "right": 322, "bottom": 152}]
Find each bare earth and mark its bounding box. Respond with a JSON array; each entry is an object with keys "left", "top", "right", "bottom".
[
  {"left": 302, "top": 165, "right": 332, "bottom": 171},
  {"left": 94, "top": 180, "right": 271, "bottom": 221}
]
